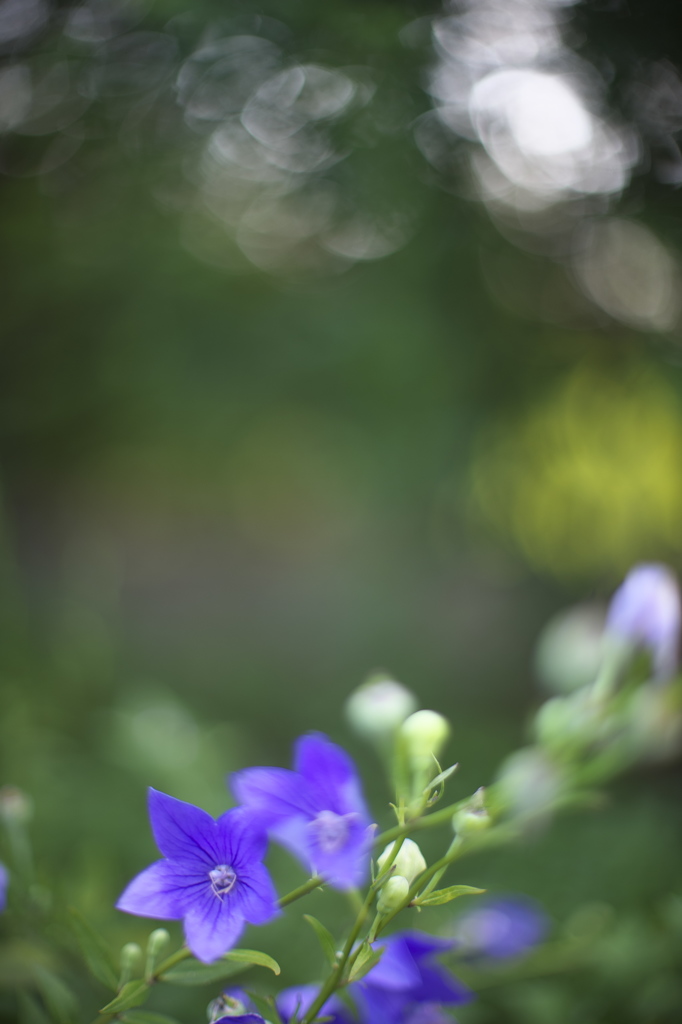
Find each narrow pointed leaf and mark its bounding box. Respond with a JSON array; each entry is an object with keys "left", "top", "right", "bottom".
[
  {"left": 32, "top": 968, "right": 78, "bottom": 1024},
  {"left": 122, "top": 1013, "right": 181, "bottom": 1024},
  {"left": 100, "top": 980, "right": 150, "bottom": 1013},
  {"left": 247, "top": 993, "right": 283, "bottom": 1024},
  {"left": 424, "top": 764, "right": 459, "bottom": 796},
  {"left": 416, "top": 885, "right": 485, "bottom": 907},
  {"left": 303, "top": 915, "right": 337, "bottom": 967},
  {"left": 160, "top": 949, "right": 280, "bottom": 986},
  {"left": 347, "top": 942, "right": 383, "bottom": 983},
  {"left": 68, "top": 908, "right": 119, "bottom": 990}
]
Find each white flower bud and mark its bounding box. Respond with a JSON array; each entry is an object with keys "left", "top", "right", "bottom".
[
  {"left": 377, "top": 838, "right": 427, "bottom": 884},
  {"left": 534, "top": 604, "right": 606, "bottom": 694},
  {"left": 400, "top": 710, "right": 450, "bottom": 770},
  {"left": 346, "top": 674, "right": 418, "bottom": 738},
  {"left": 496, "top": 747, "right": 563, "bottom": 822},
  {"left": 452, "top": 787, "right": 491, "bottom": 836},
  {"left": 0, "top": 786, "right": 33, "bottom": 824},
  {"left": 120, "top": 942, "right": 142, "bottom": 971},
  {"left": 377, "top": 875, "right": 410, "bottom": 914}
]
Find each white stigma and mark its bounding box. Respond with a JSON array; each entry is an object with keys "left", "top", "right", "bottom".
[{"left": 209, "top": 864, "right": 237, "bottom": 900}]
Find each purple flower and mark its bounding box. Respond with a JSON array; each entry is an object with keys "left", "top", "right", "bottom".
[
  {"left": 453, "top": 896, "right": 548, "bottom": 959},
  {"left": 0, "top": 862, "right": 8, "bottom": 912},
  {"left": 116, "top": 789, "right": 278, "bottom": 963},
  {"left": 231, "top": 733, "right": 373, "bottom": 890},
  {"left": 277, "top": 984, "right": 354, "bottom": 1024},
  {"left": 606, "top": 564, "right": 680, "bottom": 679},
  {"left": 354, "top": 931, "right": 472, "bottom": 1024}
]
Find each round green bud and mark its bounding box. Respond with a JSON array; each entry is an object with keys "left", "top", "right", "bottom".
[
  {"left": 400, "top": 710, "right": 450, "bottom": 769},
  {"left": 452, "top": 787, "right": 491, "bottom": 836},
  {"left": 377, "top": 838, "right": 427, "bottom": 884},
  {"left": 377, "top": 875, "right": 410, "bottom": 914},
  {"left": 496, "top": 746, "right": 563, "bottom": 822},
  {"left": 346, "top": 674, "right": 418, "bottom": 738},
  {"left": 120, "top": 943, "right": 142, "bottom": 970},
  {"left": 534, "top": 604, "right": 606, "bottom": 694},
  {"left": 147, "top": 928, "right": 170, "bottom": 956}
]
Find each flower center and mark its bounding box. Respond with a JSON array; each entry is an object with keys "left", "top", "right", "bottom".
[
  {"left": 209, "top": 864, "right": 237, "bottom": 899},
  {"left": 310, "top": 810, "right": 352, "bottom": 853}
]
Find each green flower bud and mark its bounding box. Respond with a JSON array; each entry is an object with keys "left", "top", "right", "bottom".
[
  {"left": 400, "top": 710, "right": 450, "bottom": 770},
  {"left": 120, "top": 942, "right": 142, "bottom": 972},
  {"left": 346, "top": 674, "right": 418, "bottom": 738},
  {"left": 496, "top": 746, "right": 563, "bottom": 822},
  {"left": 377, "top": 838, "right": 427, "bottom": 884},
  {"left": 208, "top": 993, "right": 250, "bottom": 1022},
  {"left": 147, "top": 928, "right": 170, "bottom": 956},
  {"left": 377, "top": 875, "right": 410, "bottom": 914},
  {"left": 534, "top": 604, "right": 606, "bottom": 694},
  {"left": 452, "top": 787, "right": 491, "bottom": 836}
]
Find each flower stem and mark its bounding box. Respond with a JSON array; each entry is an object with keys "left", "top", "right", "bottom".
[{"left": 278, "top": 875, "right": 325, "bottom": 908}]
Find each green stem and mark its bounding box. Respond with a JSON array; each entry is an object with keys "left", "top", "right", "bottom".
[
  {"left": 374, "top": 797, "right": 470, "bottom": 847},
  {"left": 278, "top": 875, "right": 325, "bottom": 908}
]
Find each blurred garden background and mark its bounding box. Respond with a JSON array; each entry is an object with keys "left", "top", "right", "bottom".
[{"left": 2, "top": 0, "right": 682, "bottom": 1021}]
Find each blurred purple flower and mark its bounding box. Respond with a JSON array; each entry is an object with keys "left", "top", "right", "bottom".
[
  {"left": 354, "top": 931, "right": 472, "bottom": 1023},
  {"left": 212, "top": 989, "right": 265, "bottom": 1024},
  {"left": 231, "top": 733, "right": 373, "bottom": 889},
  {"left": 116, "top": 789, "right": 278, "bottom": 963},
  {"left": 606, "top": 564, "right": 680, "bottom": 679},
  {"left": 453, "top": 896, "right": 548, "bottom": 959},
  {"left": 0, "top": 862, "right": 8, "bottom": 912},
  {"left": 277, "top": 984, "right": 354, "bottom": 1024}
]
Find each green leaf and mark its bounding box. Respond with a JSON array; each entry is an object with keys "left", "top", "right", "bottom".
[
  {"left": 68, "top": 908, "right": 119, "bottom": 990},
  {"left": 347, "top": 942, "right": 383, "bottom": 983},
  {"left": 303, "top": 915, "right": 337, "bottom": 967},
  {"left": 32, "top": 967, "right": 78, "bottom": 1024},
  {"left": 160, "top": 949, "right": 280, "bottom": 986},
  {"left": 247, "top": 993, "right": 283, "bottom": 1024},
  {"left": 423, "top": 763, "right": 459, "bottom": 797},
  {"left": 225, "top": 949, "right": 280, "bottom": 975},
  {"left": 416, "top": 885, "right": 485, "bottom": 907},
  {"left": 100, "top": 980, "right": 150, "bottom": 1013},
  {"left": 121, "top": 1012, "right": 181, "bottom": 1024}
]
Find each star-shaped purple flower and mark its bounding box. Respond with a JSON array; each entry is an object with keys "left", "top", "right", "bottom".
[
  {"left": 354, "top": 931, "right": 472, "bottom": 1024},
  {"left": 231, "top": 733, "right": 373, "bottom": 890},
  {"left": 116, "top": 789, "right": 279, "bottom": 963},
  {"left": 277, "top": 984, "right": 354, "bottom": 1024}
]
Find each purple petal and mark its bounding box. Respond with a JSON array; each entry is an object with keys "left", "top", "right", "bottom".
[
  {"left": 294, "top": 734, "right": 370, "bottom": 820},
  {"left": 216, "top": 807, "right": 269, "bottom": 869},
  {"left": 365, "top": 936, "right": 422, "bottom": 992},
  {"left": 0, "top": 862, "right": 8, "bottom": 912},
  {"left": 606, "top": 564, "right": 680, "bottom": 678},
  {"left": 116, "top": 860, "right": 195, "bottom": 920},
  {"left": 277, "top": 985, "right": 351, "bottom": 1024},
  {"left": 231, "top": 767, "right": 318, "bottom": 820},
  {"left": 305, "top": 815, "right": 372, "bottom": 890},
  {"left": 353, "top": 985, "right": 410, "bottom": 1024},
  {"left": 148, "top": 789, "right": 220, "bottom": 866},
  {"left": 401, "top": 932, "right": 456, "bottom": 962},
  {"left": 233, "top": 862, "right": 279, "bottom": 925},
  {"left": 411, "top": 965, "right": 472, "bottom": 1005},
  {"left": 214, "top": 1016, "right": 265, "bottom": 1024},
  {"left": 455, "top": 897, "right": 548, "bottom": 959},
  {"left": 183, "top": 894, "right": 245, "bottom": 963}
]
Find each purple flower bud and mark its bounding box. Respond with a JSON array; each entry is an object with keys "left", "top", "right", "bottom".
[
  {"left": 454, "top": 896, "right": 548, "bottom": 959},
  {"left": 606, "top": 564, "right": 680, "bottom": 679}
]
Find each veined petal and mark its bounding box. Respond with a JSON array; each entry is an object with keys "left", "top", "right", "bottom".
[
  {"left": 233, "top": 862, "right": 279, "bottom": 925},
  {"left": 216, "top": 807, "right": 269, "bottom": 868},
  {"left": 148, "top": 789, "right": 219, "bottom": 866},
  {"left": 294, "top": 734, "right": 370, "bottom": 821},
  {"left": 277, "top": 985, "right": 352, "bottom": 1024},
  {"left": 116, "top": 860, "right": 193, "bottom": 920},
  {"left": 412, "top": 965, "right": 473, "bottom": 1005},
  {"left": 231, "top": 767, "right": 318, "bottom": 820},
  {"left": 183, "top": 895, "right": 245, "bottom": 963}
]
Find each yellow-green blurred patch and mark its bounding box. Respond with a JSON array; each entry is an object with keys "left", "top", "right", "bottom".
[{"left": 470, "top": 363, "right": 682, "bottom": 577}]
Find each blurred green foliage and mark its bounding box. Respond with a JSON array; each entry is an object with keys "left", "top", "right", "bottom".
[{"left": 1, "top": 1, "right": 682, "bottom": 1022}]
